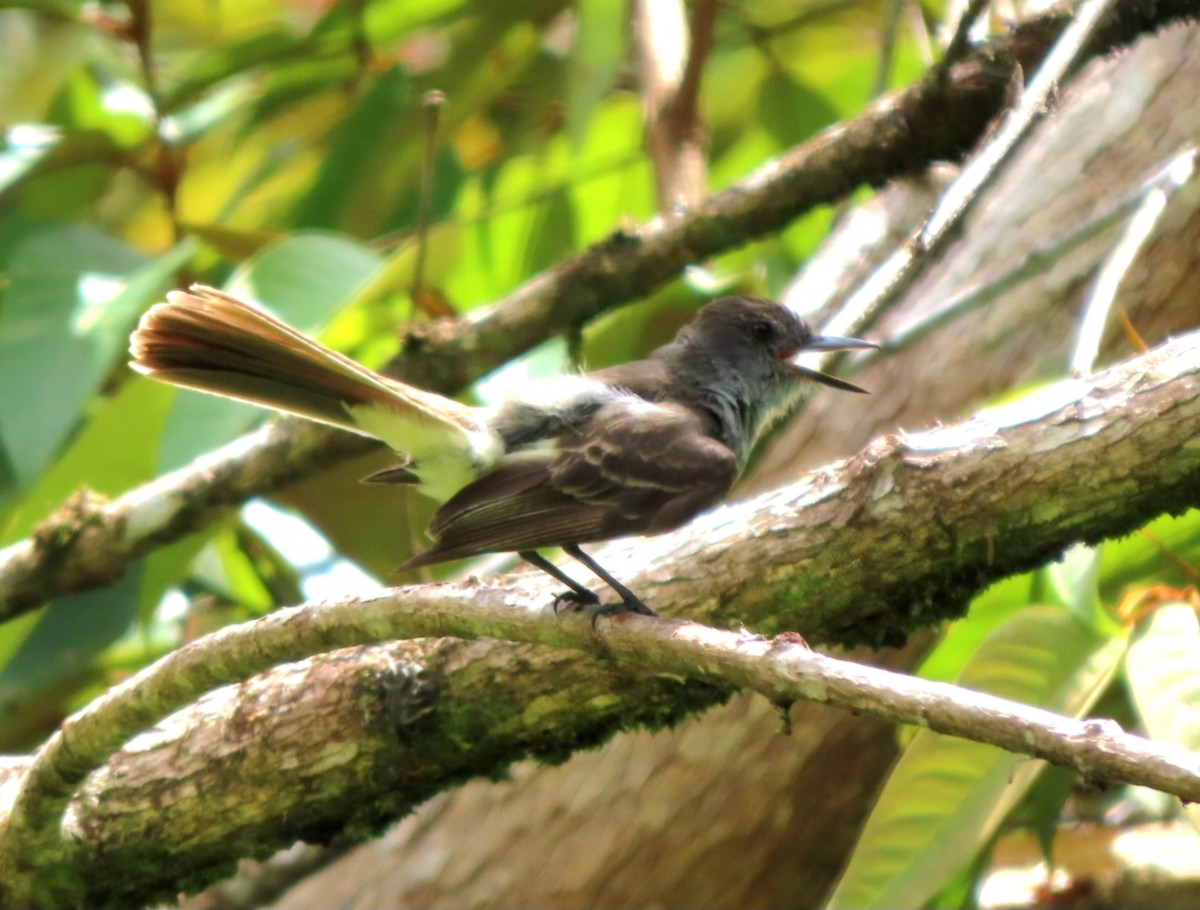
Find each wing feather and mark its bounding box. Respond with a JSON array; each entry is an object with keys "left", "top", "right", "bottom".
[{"left": 401, "top": 397, "right": 738, "bottom": 568}]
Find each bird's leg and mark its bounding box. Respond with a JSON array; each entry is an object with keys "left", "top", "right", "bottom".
[
  {"left": 563, "top": 545, "right": 657, "bottom": 617},
  {"left": 519, "top": 551, "right": 601, "bottom": 612}
]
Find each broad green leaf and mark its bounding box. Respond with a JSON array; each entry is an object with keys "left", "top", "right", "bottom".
[
  {"left": 917, "top": 573, "right": 1034, "bottom": 684},
  {"left": 520, "top": 186, "right": 577, "bottom": 279},
  {"left": 138, "top": 531, "right": 212, "bottom": 629},
  {"left": 826, "top": 607, "right": 1126, "bottom": 910},
  {"left": 1, "top": 373, "right": 174, "bottom": 545},
  {"left": 228, "top": 232, "right": 383, "bottom": 330},
  {"left": 194, "top": 527, "right": 275, "bottom": 613},
  {"left": 561, "top": 98, "right": 651, "bottom": 245},
  {"left": 0, "top": 224, "right": 145, "bottom": 487},
  {"left": 567, "top": 0, "right": 622, "bottom": 148},
  {"left": 1125, "top": 603, "right": 1200, "bottom": 834},
  {"left": 291, "top": 67, "right": 413, "bottom": 232},
  {"left": 1047, "top": 542, "right": 1110, "bottom": 631},
  {"left": 0, "top": 125, "right": 59, "bottom": 195},
  {"left": 0, "top": 568, "right": 143, "bottom": 752},
  {"left": 162, "top": 29, "right": 315, "bottom": 112}
]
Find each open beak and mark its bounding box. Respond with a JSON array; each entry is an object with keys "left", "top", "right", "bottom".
[{"left": 786, "top": 333, "right": 879, "bottom": 394}]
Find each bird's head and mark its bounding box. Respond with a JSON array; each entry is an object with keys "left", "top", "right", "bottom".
[{"left": 681, "top": 296, "right": 877, "bottom": 393}]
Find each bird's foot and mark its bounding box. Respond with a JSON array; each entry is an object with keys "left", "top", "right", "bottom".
[
  {"left": 552, "top": 590, "right": 657, "bottom": 624},
  {"left": 552, "top": 589, "right": 600, "bottom": 614}
]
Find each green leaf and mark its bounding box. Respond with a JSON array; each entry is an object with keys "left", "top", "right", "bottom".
[
  {"left": 917, "top": 574, "right": 1034, "bottom": 684},
  {"left": 1099, "top": 508, "right": 1200, "bottom": 598},
  {"left": 1, "top": 372, "right": 174, "bottom": 545},
  {"left": 1047, "top": 542, "right": 1109, "bottom": 631},
  {"left": 162, "top": 29, "right": 315, "bottom": 112},
  {"left": 567, "top": 0, "right": 623, "bottom": 148},
  {"left": 826, "top": 607, "right": 1126, "bottom": 910},
  {"left": 1125, "top": 603, "right": 1200, "bottom": 834},
  {"left": 757, "top": 69, "right": 839, "bottom": 150},
  {"left": 228, "top": 232, "right": 383, "bottom": 330},
  {"left": 187, "top": 527, "right": 275, "bottom": 614},
  {"left": 291, "top": 67, "right": 413, "bottom": 231},
  {"left": 521, "top": 186, "right": 577, "bottom": 278},
  {"left": 138, "top": 531, "right": 211, "bottom": 629},
  {"left": 0, "top": 568, "right": 143, "bottom": 752},
  {"left": 0, "top": 225, "right": 147, "bottom": 487}
]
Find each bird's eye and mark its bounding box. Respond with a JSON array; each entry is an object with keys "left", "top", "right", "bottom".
[{"left": 751, "top": 319, "right": 775, "bottom": 342}]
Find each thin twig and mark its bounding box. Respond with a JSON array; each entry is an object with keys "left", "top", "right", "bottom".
[
  {"left": 410, "top": 89, "right": 445, "bottom": 310},
  {"left": 848, "top": 149, "right": 1198, "bottom": 365},
  {"left": 872, "top": 0, "right": 905, "bottom": 98},
  {"left": 936, "top": 0, "right": 992, "bottom": 80},
  {"left": 1070, "top": 146, "right": 1198, "bottom": 376},
  {"left": 819, "top": 0, "right": 1122, "bottom": 345}
]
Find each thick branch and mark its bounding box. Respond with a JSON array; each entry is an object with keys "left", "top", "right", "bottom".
[
  {"left": 1, "top": 0, "right": 1192, "bottom": 624},
  {"left": 2, "top": 329, "right": 1199, "bottom": 905}
]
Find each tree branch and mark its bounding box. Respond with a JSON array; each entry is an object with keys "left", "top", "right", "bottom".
[
  {"left": 0, "top": 0, "right": 1190, "bottom": 624},
  {"left": 2, "top": 327, "right": 1199, "bottom": 905}
]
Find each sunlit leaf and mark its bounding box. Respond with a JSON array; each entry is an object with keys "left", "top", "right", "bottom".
[
  {"left": 227, "top": 232, "right": 383, "bottom": 331},
  {"left": 917, "top": 573, "right": 1034, "bottom": 684},
  {"left": 567, "top": 0, "right": 622, "bottom": 148},
  {"left": 1047, "top": 542, "right": 1107, "bottom": 630},
  {"left": 1125, "top": 603, "right": 1200, "bottom": 834},
  {"left": 1, "top": 372, "right": 174, "bottom": 545},
  {"left": 291, "top": 67, "right": 414, "bottom": 232},
  {"left": 826, "top": 607, "right": 1127, "bottom": 910},
  {"left": 1099, "top": 508, "right": 1200, "bottom": 597},
  {"left": 0, "top": 225, "right": 146, "bottom": 487}
]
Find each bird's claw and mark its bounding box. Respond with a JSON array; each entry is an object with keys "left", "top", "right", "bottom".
[{"left": 552, "top": 590, "right": 657, "bottom": 626}]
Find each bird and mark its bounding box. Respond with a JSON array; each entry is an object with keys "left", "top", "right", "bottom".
[{"left": 130, "top": 285, "right": 876, "bottom": 615}]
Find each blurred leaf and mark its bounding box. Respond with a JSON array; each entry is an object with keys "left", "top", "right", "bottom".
[
  {"left": 277, "top": 447, "right": 412, "bottom": 581},
  {"left": 179, "top": 221, "right": 280, "bottom": 260},
  {"left": 567, "top": 0, "right": 621, "bottom": 148},
  {"left": 757, "top": 69, "right": 839, "bottom": 149},
  {"left": 138, "top": 531, "right": 211, "bottom": 628},
  {"left": 0, "top": 225, "right": 146, "bottom": 487},
  {"left": 228, "top": 232, "right": 382, "bottom": 330},
  {"left": 0, "top": 567, "right": 143, "bottom": 752},
  {"left": 917, "top": 573, "right": 1035, "bottom": 684},
  {"left": 162, "top": 29, "right": 317, "bottom": 112},
  {"left": 1004, "top": 762, "right": 1078, "bottom": 864},
  {"left": 1125, "top": 603, "right": 1200, "bottom": 834},
  {"left": 291, "top": 67, "right": 413, "bottom": 231},
  {"left": 826, "top": 607, "right": 1126, "bottom": 910},
  {"left": 1, "top": 374, "right": 174, "bottom": 545},
  {"left": 1047, "top": 542, "right": 1108, "bottom": 630},
  {"left": 199, "top": 527, "right": 276, "bottom": 613},
  {"left": 1099, "top": 508, "right": 1200, "bottom": 598},
  {"left": 521, "top": 185, "right": 576, "bottom": 277},
  {"left": 0, "top": 126, "right": 59, "bottom": 196}
]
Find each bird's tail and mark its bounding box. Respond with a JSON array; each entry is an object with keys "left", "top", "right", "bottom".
[{"left": 130, "top": 285, "right": 499, "bottom": 499}]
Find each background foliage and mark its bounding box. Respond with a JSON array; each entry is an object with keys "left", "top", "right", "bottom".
[{"left": 2, "top": 0, "right": 1199, "bottom": 907}]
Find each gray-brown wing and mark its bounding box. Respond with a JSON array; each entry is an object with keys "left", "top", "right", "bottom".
[{"left": 399, "top": 398, "right": 738, "bottom": 568}]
